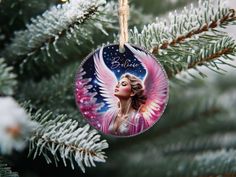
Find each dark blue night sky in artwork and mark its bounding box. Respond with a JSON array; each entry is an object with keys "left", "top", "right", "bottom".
[{"left": 81, "top": 44, "right": 147, "bottom": 112}]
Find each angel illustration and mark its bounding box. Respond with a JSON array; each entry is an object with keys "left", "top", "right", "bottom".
[{"left": 75, "top": 44, "right": 168, "bottom": 136}]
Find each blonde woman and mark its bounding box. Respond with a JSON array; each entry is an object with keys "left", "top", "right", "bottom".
[{"left": 75, "top": 44, "right": 168, "bottom": 137}]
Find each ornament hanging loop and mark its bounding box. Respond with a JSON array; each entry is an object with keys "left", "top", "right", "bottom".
[{"left": 118, "top": 0, "right": 129, "bottom": 53}]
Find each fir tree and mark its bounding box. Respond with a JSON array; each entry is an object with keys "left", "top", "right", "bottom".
[{"left": 0, "top": 0, "right": 236, "bottom": 176}]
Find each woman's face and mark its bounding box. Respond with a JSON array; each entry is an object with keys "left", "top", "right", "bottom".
[{"left": 114, "top": 77, "right": 134, "bottom": 98}]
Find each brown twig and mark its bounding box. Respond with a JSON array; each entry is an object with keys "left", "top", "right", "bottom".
[
  {"left": 151, "top": 9, "right": 236, "bottom": 55},
  {"left": 32, "top": 135, "right": 97, "bottom": 157},
  {"left": 188, "top": 48, "right": 233, "bottom": 69},
  {"left": 166, "top": 46, "right": 234, "bottom": 78}
]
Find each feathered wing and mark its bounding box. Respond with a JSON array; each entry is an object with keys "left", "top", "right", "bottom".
[
  {"left": 93, "top": 46, "right": 119, "bottom": 110},
  {"left": 126, "top": 44, "right": 169, "bottom": 125}
]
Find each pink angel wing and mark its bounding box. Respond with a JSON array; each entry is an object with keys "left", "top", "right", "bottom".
[
  {"left": 126, "top": 44, "right": 169, "bottom": 125},
  {"left": 93, "top": 46, "right": 119, "bottom": 109}
]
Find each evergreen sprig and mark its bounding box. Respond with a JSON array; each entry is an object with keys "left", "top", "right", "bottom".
[
  {"left": 0, "top": 58, "right": 17, "bottom": 96},
  {"left": 28, "top": 108, "right": 109, "bottom": 173},
  {"left": 114, "top": 149, "right": 236, "bottom": 177},
  {"left": 0, "top": 0, "right": 59, "bottom": 48},
  {"left": 129, "top": 0, "right": 236, "bottom": 77},
  {"left": 2, "top": 0, "right": 116, "bottom": 76},
  {"left": 16, "top": 62, "right": 83, "bottom": 121},
  {"left": 167, "top": 35, "right": 236, "bottom": 78},
  {"left": 130, "top": 0, "right": 236, "bottom": 51},
  {"left": 163, "top": 132, "right": 236, "bottom": 155}
]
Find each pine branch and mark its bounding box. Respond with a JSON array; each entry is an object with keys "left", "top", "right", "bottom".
[
  {"left": 0, "top": 160, "right": 19, "bottom": 177},
  {"left": 166, "top": 35, "right": 236, "bottom": 77},
  {"left": 17, "top": 63, "right": 77, "bottom": 107},
  {"left": 187, "top": 48, "right": 233, "bottom": 69},
  {"left": 151, "top": 9, "right": 236, "bottom": 54},
  {"left": 187, "top": 149, "right": 236, "bottom": 177},
  {"left": 129, "top": 0, "right": 236, "bottom": 78},
  {"left": 27, "top": 108, "right": 109, "bottom": 173},
  {"left": 16, "top": 62, "right": 84, "bottom": 122},
  {"left": 2, "top": 0, "right": 116, "bottom": 76},
  {"left": 0, "top": 0, "right": 59, "bottom": 49},
  {"left": 1, "top": 0, "right": 152, "bottom": 79},
  {"left": 130, "top": 0, "right": 236, "bottom": 51},
  {"left": 0, "top": 58, "right": 17, "bottom": 96},
  {"left": 108, "top": 149, "right": 236, "bottom": 177},
  {"left": 163, "top": 132, "right": 236, "bottom": 155}
]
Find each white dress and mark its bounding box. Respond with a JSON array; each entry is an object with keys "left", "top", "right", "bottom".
[{"left": 108, "top": 109, "right": 136, "bottom": 135}]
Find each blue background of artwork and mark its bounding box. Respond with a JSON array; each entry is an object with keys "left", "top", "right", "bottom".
[{"left": 79, "top": 44, "right": 147, "bottom": 112}]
